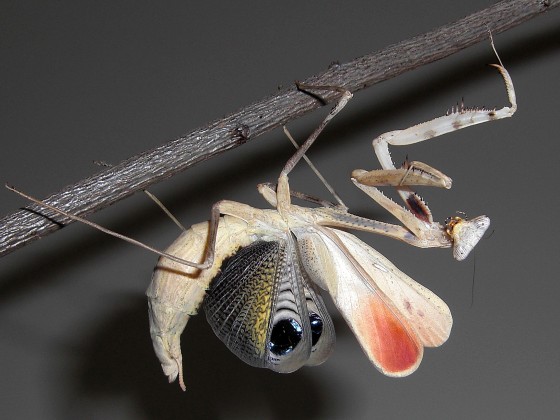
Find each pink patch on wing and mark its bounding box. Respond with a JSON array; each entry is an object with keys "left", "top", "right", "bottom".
[{"left": 354, "top": 293, "right": 421, "bottom": 374}]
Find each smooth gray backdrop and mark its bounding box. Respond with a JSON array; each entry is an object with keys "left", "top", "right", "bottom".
[{"left": 1, "top": 1, "right": 559, "bottom": 419}]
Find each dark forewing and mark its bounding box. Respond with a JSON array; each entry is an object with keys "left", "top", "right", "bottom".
[{"left": 204, "top": 237, "right": 334, "bottom": 372}]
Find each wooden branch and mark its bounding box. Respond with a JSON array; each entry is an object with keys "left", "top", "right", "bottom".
[{"left": 1, "top": 0, "right": 558, "bottom": 257}]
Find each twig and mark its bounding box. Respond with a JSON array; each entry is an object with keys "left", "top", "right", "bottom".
[{"left": 1, "top": 0, "right": 557, "bottom": 257}]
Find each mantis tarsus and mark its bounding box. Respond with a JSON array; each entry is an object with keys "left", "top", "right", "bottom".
[{"left": 7, "top": 47, "right": 516, "bottom": 392}]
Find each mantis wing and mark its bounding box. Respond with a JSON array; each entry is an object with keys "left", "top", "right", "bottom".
[
  {"left": 203, "top": 236, "right": 335, "bottom": 373},
  {"left": 294, "top": 227, "right": 452, "bottom": 376}
]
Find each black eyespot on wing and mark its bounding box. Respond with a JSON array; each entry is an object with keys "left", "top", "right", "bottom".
[
  {"left": 309, "top": 312, "right": 323, "bottom": 346},
  {"left": 269, "top": 318, "right": 303, "bottom": 356}
]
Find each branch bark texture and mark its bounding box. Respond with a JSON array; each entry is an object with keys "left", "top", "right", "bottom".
[{"left": 1, "top": 0, "right": 558, "bottom": 257}]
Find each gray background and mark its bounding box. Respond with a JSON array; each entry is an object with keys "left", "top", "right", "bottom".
[{"left": 1, "top": 1, "right": 559, "bottom": 419}]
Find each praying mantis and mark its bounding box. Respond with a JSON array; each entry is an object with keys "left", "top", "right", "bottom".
[
  {"left": 149, "top": 53, "right": 516, "bottom": 390},
  {"left": 7, "top": 46, "right": 516, "bottom": 392}
]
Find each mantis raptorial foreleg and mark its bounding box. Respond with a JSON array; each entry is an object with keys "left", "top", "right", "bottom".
[
  {"left": 353, "top": 63, "right": 516, "bottom": 194},
  {"left": 348, "top": 62, "right": 515, "bottom": 256}
]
